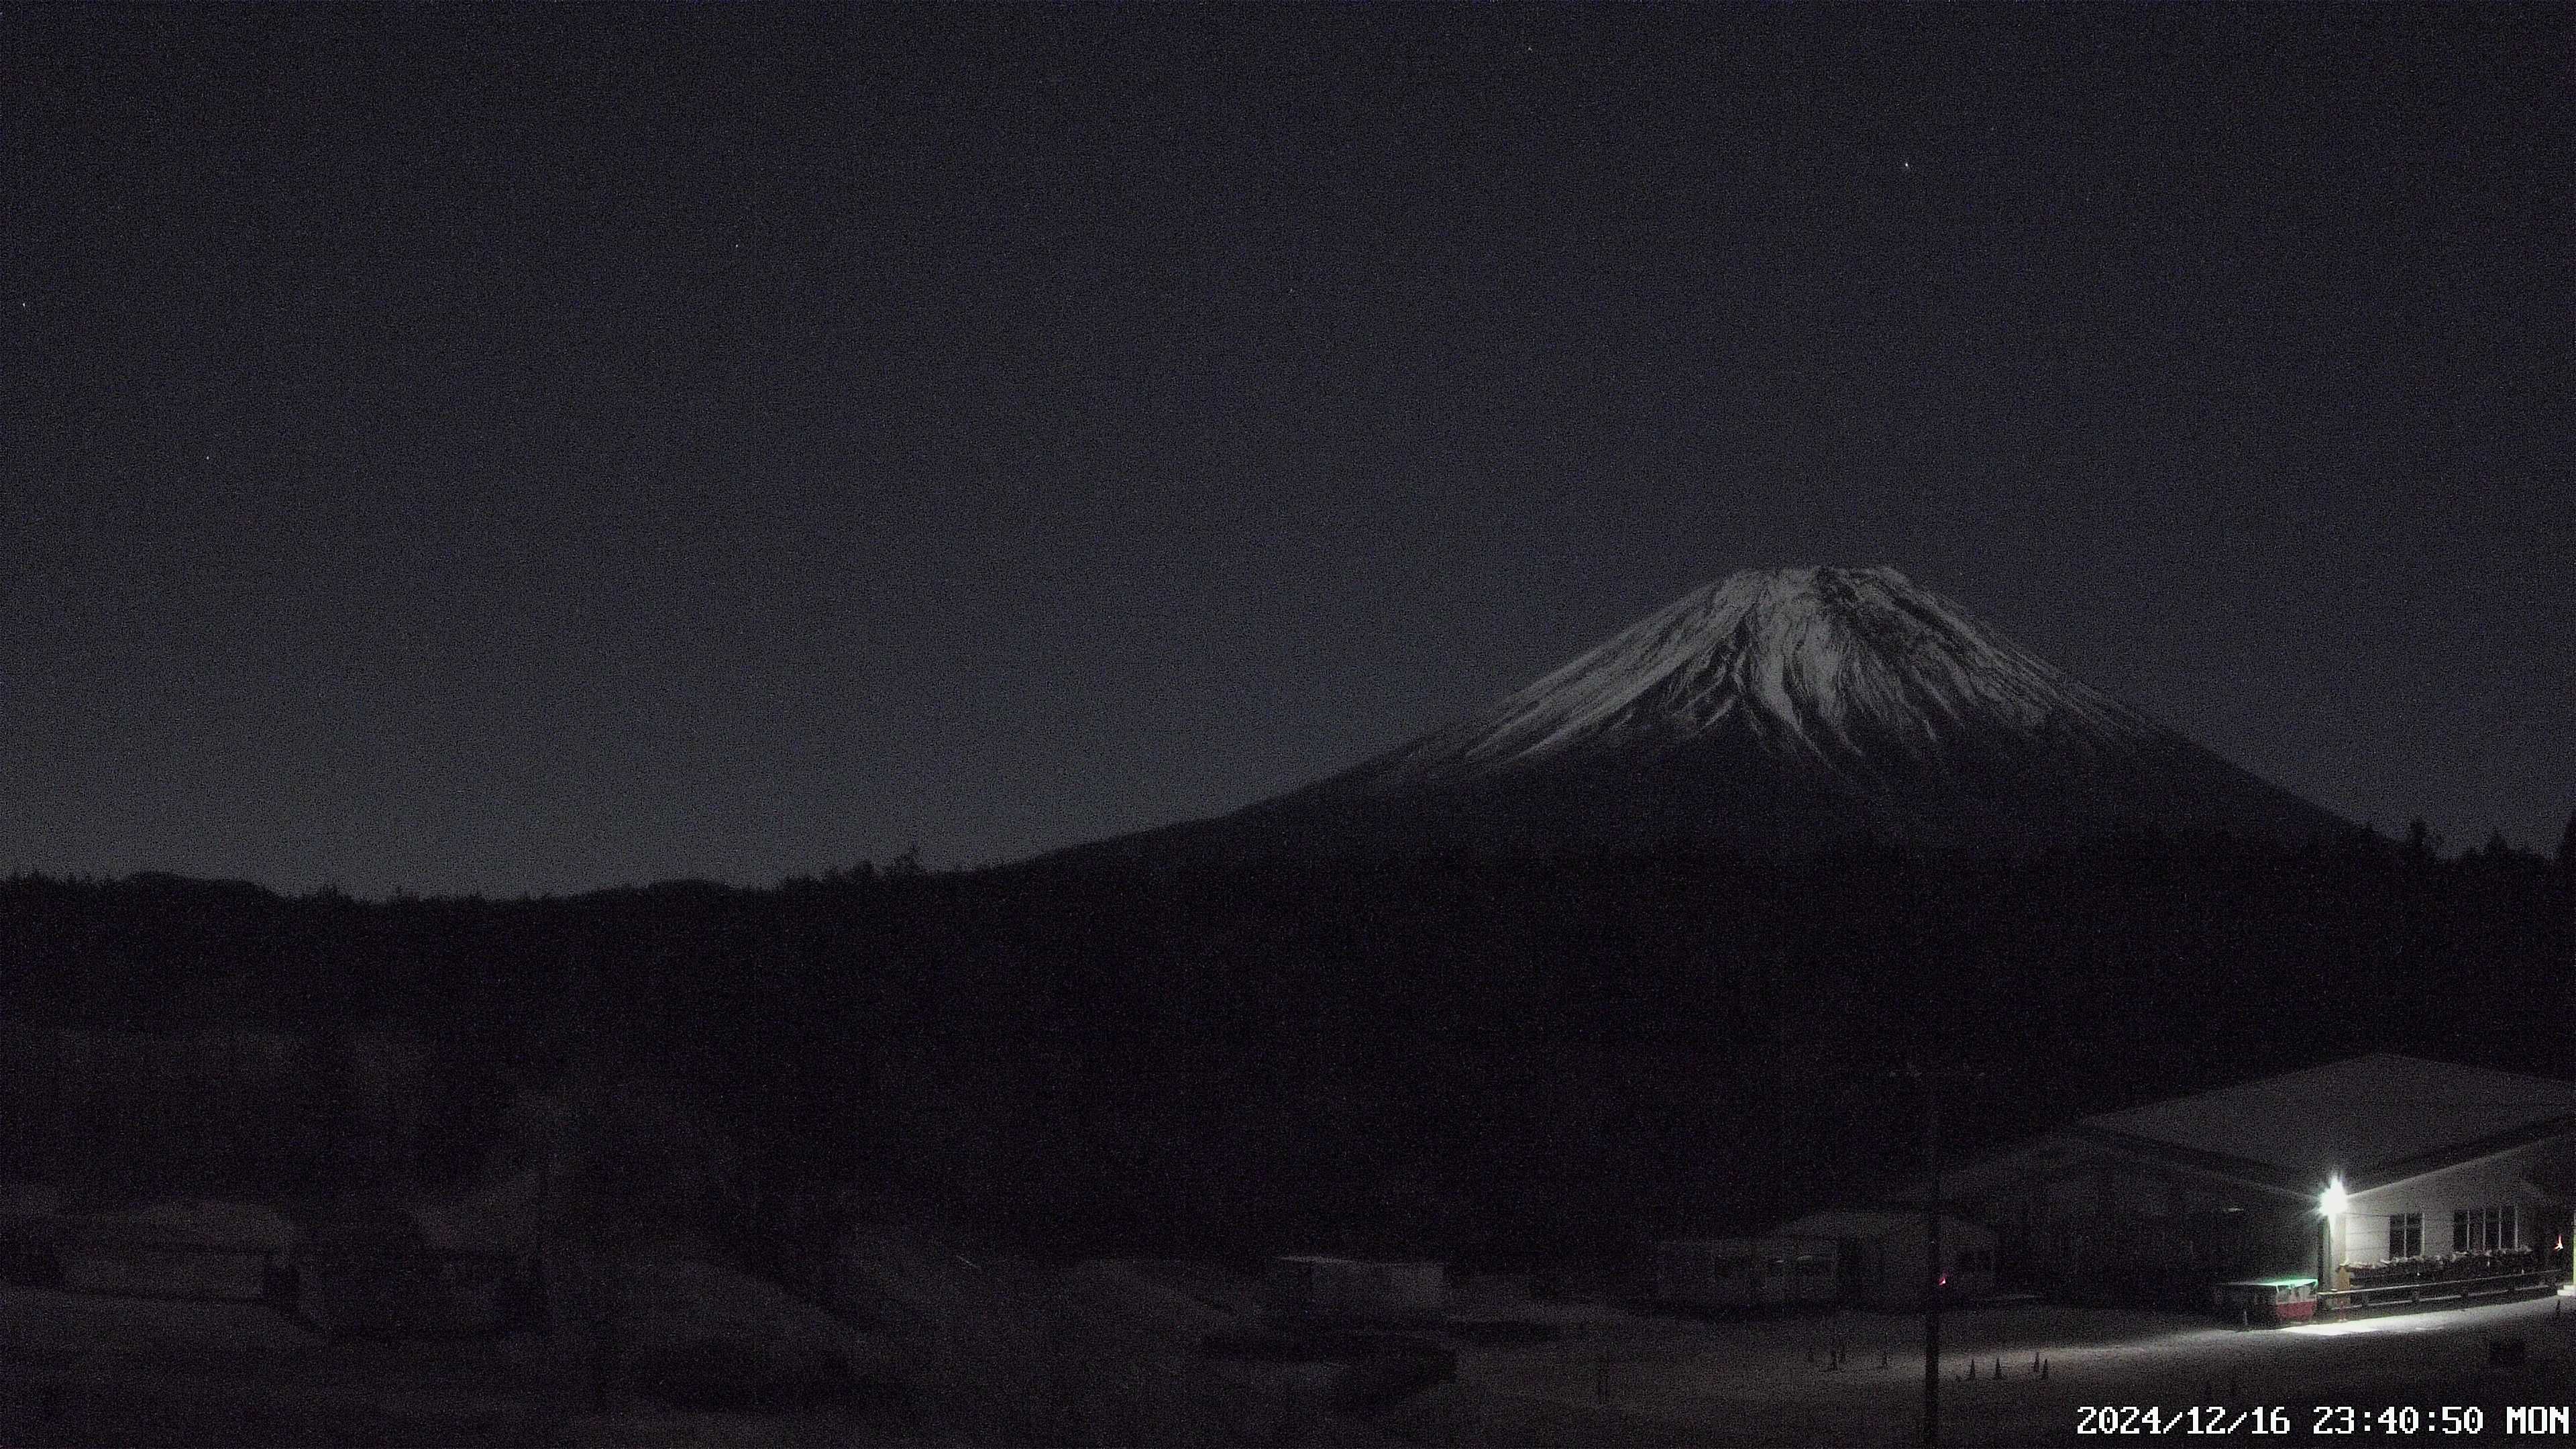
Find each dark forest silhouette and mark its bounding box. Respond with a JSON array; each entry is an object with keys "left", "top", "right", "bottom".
[{"left": 3, "top": 821, "right": 2569, "bottom": 1271}]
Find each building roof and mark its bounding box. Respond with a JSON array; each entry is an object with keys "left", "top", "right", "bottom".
[
  {"left": 2076, "top": 1053, "right": 2576, "bottom": 1195},
  {"left": 1776, "top": 1210, "right": 1989, "bottom": 1240}
]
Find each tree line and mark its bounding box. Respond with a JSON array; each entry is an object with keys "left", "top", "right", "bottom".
[{"left": 1, "top": 817, "right": 2568, "bottom": 1263}]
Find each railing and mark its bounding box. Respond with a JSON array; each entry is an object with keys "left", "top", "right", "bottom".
[
  {"left": 2344, "top": 1251, "right": 2546, "bottom": 1289},
  {"left": 2321, "top": 1266, "right": 2557, "bottom": 1314}
]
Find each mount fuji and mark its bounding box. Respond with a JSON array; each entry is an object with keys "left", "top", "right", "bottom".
[{"left": 1066, "top": 566, "right": 2349, "bottom": 865}]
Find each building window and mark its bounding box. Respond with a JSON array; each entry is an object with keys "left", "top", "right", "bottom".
[
  {"left": 2387, "top": 1213, "right": 2421, "bottom": 1260},
  {"left": 2459, "top": 1207, "right": 2518, "bottom": 1252}
]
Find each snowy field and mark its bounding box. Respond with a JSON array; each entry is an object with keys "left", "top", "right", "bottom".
[
  {"left": 6, "top": 1265, "right": 2572, "bottom": 1446},
  {"left": 1389, "top": 1291, "right": 2576, "bottom": 1447},
  {"left": 0, "top": 1255, "right": 1402, "bottom": 1447},
  {"left": 0, "top": 1277, "right": 904, "bottom": 1447},
  {"left": 0, "top": 1280, "right": 572, "bottom": 1446}
]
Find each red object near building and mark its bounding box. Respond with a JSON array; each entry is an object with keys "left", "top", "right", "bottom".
[{"left": 2214, "top": 1277, "right": 2317, "bottom": 1324}]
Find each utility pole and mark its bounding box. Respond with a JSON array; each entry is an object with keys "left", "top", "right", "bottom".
[
  {"left": 1897, "top": 1061, "right": 1984, "bottom": 1449},
  {"left": 1925, "top": 1075, "right": 1940, "bottom": 1448}
]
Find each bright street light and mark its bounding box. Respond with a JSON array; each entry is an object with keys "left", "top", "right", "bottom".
[{"left": 2315, "top": 1178, "right": 2349, "bottom": 1295}]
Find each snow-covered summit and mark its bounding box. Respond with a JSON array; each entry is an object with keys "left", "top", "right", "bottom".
[
  {"left": 1052, "top": 563, "right": 2347, "bottom": 867},
  {"left": 1368, "top": 565, "right": 2154, "bottom": 790}
]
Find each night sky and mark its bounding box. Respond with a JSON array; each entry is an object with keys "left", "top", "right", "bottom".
[{"left": 7, "top": 4, "right": 2568, "bottom": 898}]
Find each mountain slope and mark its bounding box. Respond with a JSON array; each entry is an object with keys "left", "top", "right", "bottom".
[
  {"left": 1057, "top": 566, "right": 2349, "bottom": 867},
  {"left": 1342, "top": 566, "right": 2153, "bottom": 792}
]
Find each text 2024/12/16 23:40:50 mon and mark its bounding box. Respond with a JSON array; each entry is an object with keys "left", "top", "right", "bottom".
[{"left": 2078, "top": 1403, "right": 2576, "bottom": 1435}]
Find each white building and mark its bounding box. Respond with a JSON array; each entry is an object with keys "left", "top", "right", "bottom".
[
  {"left": 1772, "top": 1210, "right": 1998, "bottom": 1307},
  {"left": 1937, "top": 1054, "right": 2576, "bottom": 1306}
]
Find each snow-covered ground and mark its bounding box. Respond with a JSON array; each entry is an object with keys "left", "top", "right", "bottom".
[
  {"left": 1395, "top": 1292, "right": 2576, "bottom": 1446},
  {"left": 0, "top": 1246, "right": 1413, "bottom": 1446},
  {"left": 13, "top": 1251, "right": 2565, "bottom": 1446},
  {"left": 0, "top": 1280, "right": 551, "bottom": 1446}
]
